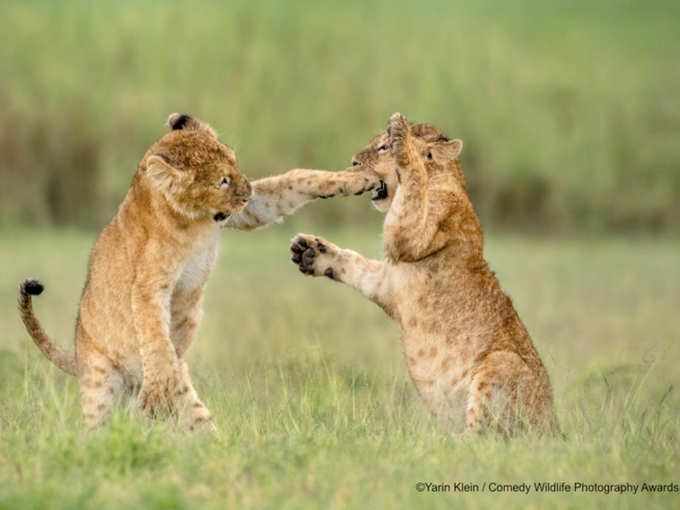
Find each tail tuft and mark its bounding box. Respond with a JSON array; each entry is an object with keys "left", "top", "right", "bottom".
[
  {"left": 21, "top": 279, "right": 44, "bottom": 296},
  {"left": 18, "top": 277, "right": 77, "bottom": 376}
]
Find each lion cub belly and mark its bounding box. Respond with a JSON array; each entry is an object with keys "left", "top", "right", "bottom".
[
  {"left": 392, "top": 264, "right": 476, "bottom": 430},
  {"left": 401, "top": 328, "right": 471, "bottom": 432}
]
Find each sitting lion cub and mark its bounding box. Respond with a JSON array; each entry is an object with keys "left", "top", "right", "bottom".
[
  {"left": 19, "top": 113, "right": 378, "bottom": 430},
  {"left": 290, "top": 113, "right": 558, "bottom": 435}
]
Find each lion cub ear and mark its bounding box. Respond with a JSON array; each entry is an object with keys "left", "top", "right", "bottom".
[
  {"left": 167, "top": 113, "right": 199, "bottom": 131},
  {"left": 431, "top": 138, "right": 463, "bottom": 161},
  {"left": 167, "top": 112, "right": 218, "bottom": 138},
  {"left": 145, "top": 154, "right": 186, "bottom": 192}
]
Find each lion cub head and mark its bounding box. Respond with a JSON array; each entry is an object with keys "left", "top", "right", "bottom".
[
  {"left": 140, "top": 113, "right": 252, "bottom": 222},
  {"left": 350, "top": 116, "right": 463, "bottom": 213}
]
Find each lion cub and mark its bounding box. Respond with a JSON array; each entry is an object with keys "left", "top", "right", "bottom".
[
  {"left": 18, "top": 114, "right": 252, "bottom": 430},
  {"left": 290, "top": 114, "right": 558, "bottom": 434}
]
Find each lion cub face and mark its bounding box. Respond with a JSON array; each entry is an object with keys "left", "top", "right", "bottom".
[
  {"left": 350, "top": 121, "right": 460, "bottom": 213},
  {"left": 144, "top": 114, "right": 252, "bottom": 222}
]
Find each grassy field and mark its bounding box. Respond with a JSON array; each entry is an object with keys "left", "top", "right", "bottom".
[
  {"left": 1, "top": 0, "right": 679, "bottom": 231},
  {"left": 0, "top": 222, "right": 678, "bottom": 509},
  {"left": 2, "top": 1, "right": 678, "bottom": 507}
]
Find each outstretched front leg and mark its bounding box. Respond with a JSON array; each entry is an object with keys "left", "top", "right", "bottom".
[
  {"left": 289, "top": 234, "right": 394, "bottom": 316},
  {"left": 225, "top": 168, "right": 379, "bottom": 230}
]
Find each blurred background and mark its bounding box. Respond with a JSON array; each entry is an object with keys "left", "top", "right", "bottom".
[{"left": 1, "top": 0, "right": 678, "bottom": 233}]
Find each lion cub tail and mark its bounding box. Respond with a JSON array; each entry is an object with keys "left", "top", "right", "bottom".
[{"left": 18, "top": 279, "right": 77, "bottom": 376}]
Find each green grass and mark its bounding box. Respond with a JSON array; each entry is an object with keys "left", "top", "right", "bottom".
[
  {"left": 1, "top": 0, "right": 679, "bottom": 231},
  {"left": 0, "top": 224, "right": 678, "bottom": 509}
]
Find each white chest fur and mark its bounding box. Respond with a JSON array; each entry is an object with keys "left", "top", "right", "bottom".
[{"left": 176, "top": 230, "right": 219, "bottom": 293}]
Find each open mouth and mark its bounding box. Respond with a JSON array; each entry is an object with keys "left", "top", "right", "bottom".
[{"left": 371, "top": 180, "right": 388, "bottom": 201}]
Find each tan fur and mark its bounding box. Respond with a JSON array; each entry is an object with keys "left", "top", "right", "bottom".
[
  {"left": 291, "top": 114, "right": 558, "bottom": 435},
  {"left": 225, "top": 169, "right": 378, "bottom": 230},
  {"left": 19, "top": 114, "right": 253, "bottom": 430},
  {"left": 18, "top": 113, "right": 379, "bottom": 430}
]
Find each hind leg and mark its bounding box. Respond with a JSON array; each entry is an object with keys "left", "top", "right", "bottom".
[
  {"left": 78, "top": 347, "right": 123, "bottom": 428},
  {"left": 176, "top": 359, "right": 215, "bottom": 432},
  {"left": 465, "top": 351, "right": 532, "bottom": 434}
]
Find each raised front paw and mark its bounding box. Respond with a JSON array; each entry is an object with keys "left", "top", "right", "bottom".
[
  {"left": 137, "top": 372, "right": 186, "bottom": 419},
  {"left": 290, "top": 234, "right": 337, "bottom": 278}
]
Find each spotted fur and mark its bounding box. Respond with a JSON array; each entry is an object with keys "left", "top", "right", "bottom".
[
  {"left": 291, "top": 113, "right": 558, "bottom": 435},
  {"left": 225, "top": 169, "right": 378, "bottom": 230}
]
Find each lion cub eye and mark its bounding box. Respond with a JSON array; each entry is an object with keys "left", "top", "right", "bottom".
[
  {"left": 427, "top": 152, "right": 433, "bottom": 160},
  {"left": 377, "top": 144, "right": 388, "bottom": 153},
  {"left": 220, "top": 177, "right": 231, "bottom": 188}
]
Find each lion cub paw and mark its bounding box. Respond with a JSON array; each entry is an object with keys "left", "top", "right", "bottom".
[
  {"left": 137, "top": 373, "right": 186, "bottom": 418},
  {"left": 290, "top": 234, "right": 338, "bottom": 278},
  {"left": 340, "top": 169, "right": 380, "bottom": 197},
  {"left": 317, "top": 170, "right": 379, "bottom": 199},
  {"left": 184, "top": 402, "right": 216, "bottom": 432}
]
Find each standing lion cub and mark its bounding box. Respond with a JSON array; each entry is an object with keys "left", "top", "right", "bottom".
[
  {"left": 290, "top": 114, "right": 558, "bottom": 435},
  {"left": 18, "top": 113, "right": 378, "bottom": 430}
]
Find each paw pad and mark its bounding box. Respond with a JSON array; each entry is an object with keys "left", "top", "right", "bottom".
[{"left": 289, "top": 235, "right": 335, "bottom": 277}]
